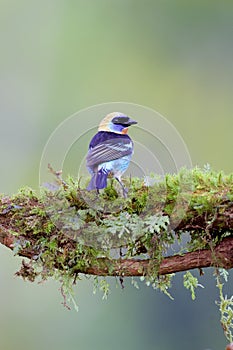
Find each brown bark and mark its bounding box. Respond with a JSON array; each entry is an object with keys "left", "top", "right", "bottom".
[
  {"left": 0, "top": 193, "right": 233, "bottom": 277},
  {"left": 47, "top": 237, "right": 233, "bottom": 276},
  {"left": 0, "top": 221, "right": 233, "bottom": 276}
]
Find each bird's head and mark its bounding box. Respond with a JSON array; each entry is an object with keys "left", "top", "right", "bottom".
[{"left": 98, "top": 112, "right": 137, "bottom": 134}]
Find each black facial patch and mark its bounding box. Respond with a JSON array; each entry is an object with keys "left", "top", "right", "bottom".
[{"left": 112, "top": 116, "right": 130, "bottom": 126}]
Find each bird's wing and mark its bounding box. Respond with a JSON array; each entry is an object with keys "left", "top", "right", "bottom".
[{"left": 86, "top": 138, "right": 133, "bottom": 167}]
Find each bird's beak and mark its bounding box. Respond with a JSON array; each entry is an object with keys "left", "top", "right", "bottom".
[{"left": 127, "top": 118, "right": 137, "bottom": 126}]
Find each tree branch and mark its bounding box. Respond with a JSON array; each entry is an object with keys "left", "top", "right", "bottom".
[
  {"left": 1, "top": 171, "right": 232, "bottom": 345},
  {"left": 0, "top": 170, "right": 232, "bottom": 279},
  {"left": 1, "top": 222, "right": 233, "bottom": 276},
  {"left": 0, "top": 197, "right": 233, "bottom": 277},
  {"left": 83, "top": 237, "right": 233, "bottom": 276}
]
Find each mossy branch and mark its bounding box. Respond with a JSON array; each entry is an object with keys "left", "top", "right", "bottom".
[
  {"left": 1, "top": 168, "right": 233, "bottom": 343},
  {"left": 0, "top": 168, "right": 233, "bottom": 280}
]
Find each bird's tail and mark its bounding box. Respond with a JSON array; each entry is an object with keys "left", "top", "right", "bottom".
[{"left": 87, "top": 169, "right": 108, "bottom": 191}]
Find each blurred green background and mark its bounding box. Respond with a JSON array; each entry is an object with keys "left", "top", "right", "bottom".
[{"left": 0, "top": 1, "right": 233, "bottom": 349}]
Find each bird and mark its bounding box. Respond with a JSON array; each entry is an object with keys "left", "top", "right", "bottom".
[{"left": 86, "top": 112, "right": 137, "bottom": 197}]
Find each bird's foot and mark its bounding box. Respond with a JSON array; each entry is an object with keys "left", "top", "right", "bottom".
[
  {"left": 115, "top": 177, "right": 128, "bottom": 198},
  {"left": 122, "top": 187, "right": 128, "bottom": 198}
]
